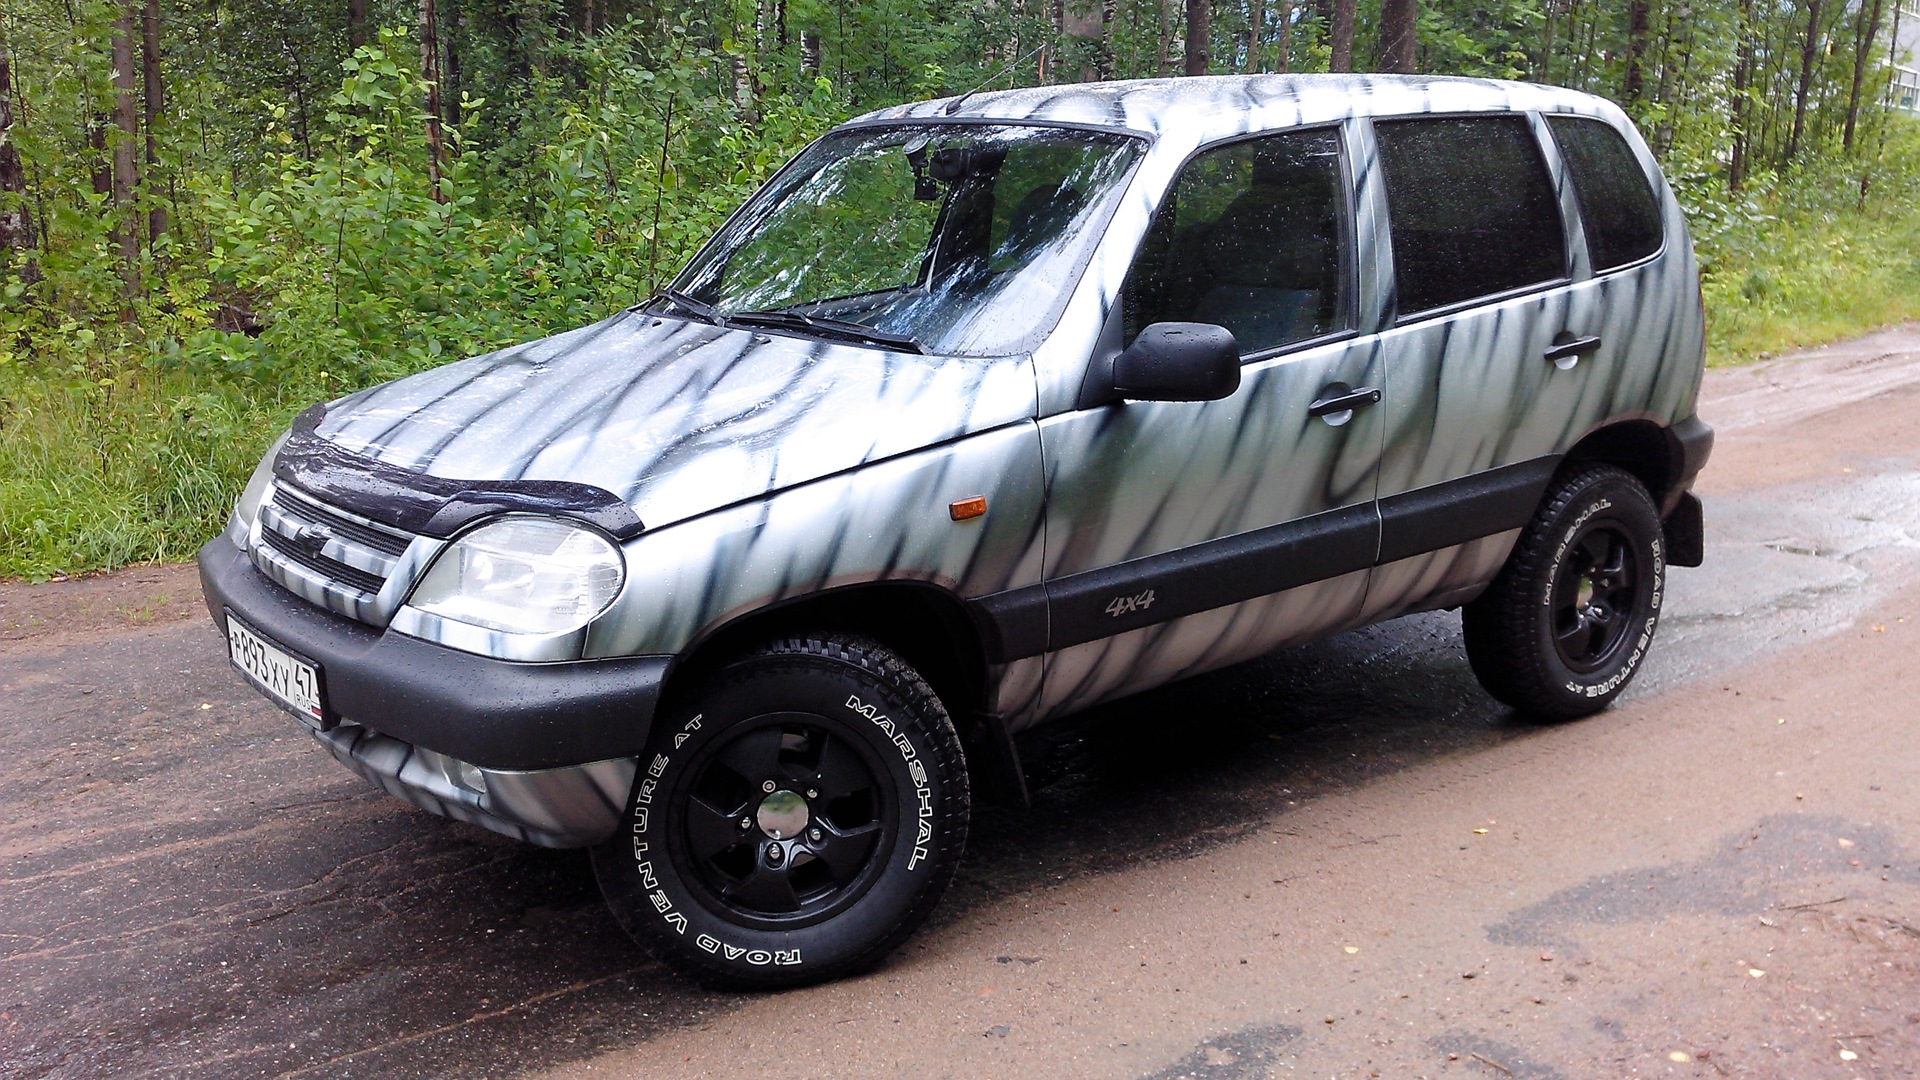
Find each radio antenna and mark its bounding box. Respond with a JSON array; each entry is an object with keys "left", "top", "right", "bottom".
[{"left": 945, "top": 43, "right": 1050, "bottom": 115}]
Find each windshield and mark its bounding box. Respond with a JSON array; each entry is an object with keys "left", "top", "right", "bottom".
[{"left": 670, "top": 123, "right": 1143, "bottom": 357}]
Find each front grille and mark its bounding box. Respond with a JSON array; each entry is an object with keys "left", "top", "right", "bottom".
[
  {"left": 250, "top": 483, "right": 420, "bottom": 623},
  {"left": 260, "top": 524, "right": 389, "bottom": 594},
  {"left": 271, "top": 486, "right": 411, "bottom": 558}
]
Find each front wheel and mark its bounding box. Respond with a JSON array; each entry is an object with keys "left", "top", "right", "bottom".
[
  {"left": 1463, "top": 465, "right": 1665, "bottom": 720},
  {"left": 592, "top": 633, "right": 969, "bottom": 989}
]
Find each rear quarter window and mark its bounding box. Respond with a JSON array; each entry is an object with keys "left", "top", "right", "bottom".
[
  {"left": 1374, "top": 115, "right": 1566, "bottom": 316},
  {"left": 1546, "top": 115, "right": 1664, "bottom": 272}
]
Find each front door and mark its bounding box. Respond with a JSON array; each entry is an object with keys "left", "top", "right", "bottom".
[{"left": 1033, "top": 124, "right": 1385, "bottom": 721}]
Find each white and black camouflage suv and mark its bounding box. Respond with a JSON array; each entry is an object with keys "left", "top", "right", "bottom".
[{"left": 202, "top": 73, "right": 1713, "bottom": 988}]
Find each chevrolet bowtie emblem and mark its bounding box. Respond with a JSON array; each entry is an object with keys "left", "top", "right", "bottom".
[{"left": 291, "top": 523, "right": 334, "bottom": 551}]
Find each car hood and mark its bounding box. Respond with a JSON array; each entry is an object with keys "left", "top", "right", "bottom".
[{"left": 312, "top": 310, "right": 1038, "bottom": 531}]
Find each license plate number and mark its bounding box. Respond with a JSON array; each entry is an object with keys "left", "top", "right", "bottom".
[{"left": 225, "top": 612, "right": 328, "bottom": 728}]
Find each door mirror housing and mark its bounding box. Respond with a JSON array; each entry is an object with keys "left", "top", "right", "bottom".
[{"left": 1112, "top": 322, "right": 1241, "bottom": 402}]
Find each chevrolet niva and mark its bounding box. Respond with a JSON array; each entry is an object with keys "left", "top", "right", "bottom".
[{"left": 201, "top": 73, "right": 1712, "bottom": 988}]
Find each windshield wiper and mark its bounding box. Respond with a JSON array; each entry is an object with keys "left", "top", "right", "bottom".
[
  {"left": 653, "top": 287, "right": 725, "bottom": 326},
  {"left": 727, "top": 310, "right": 928, "bottom": 354}
]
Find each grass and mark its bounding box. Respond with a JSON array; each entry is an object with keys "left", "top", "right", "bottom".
[
  {"left": 1701, "top": 199, "right": 1920, "bottom": 366},
  {"left": 0, "top": 369, "right": 318, "bottom": 580},
  {"left": 6, "top": 200, "right": 1920, "bottom": 581}
]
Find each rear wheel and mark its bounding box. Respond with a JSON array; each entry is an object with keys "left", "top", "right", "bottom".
[
  {"left": 592, "top": 633, "right": 969, "bottom": 989},
  {"left": 1463, "top": 465, "right": 1665, "bottom": 720}
]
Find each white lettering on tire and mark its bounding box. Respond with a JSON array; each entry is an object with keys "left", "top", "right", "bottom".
[
  {"left": 846, "top": 693, "right": 935, "bottom": 870},
  {"left": 633, "top": 713, "right": 798, "bottom": 960}
]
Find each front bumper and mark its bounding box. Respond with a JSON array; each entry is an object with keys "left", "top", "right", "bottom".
[
  {"left": 314, "top": 722, "right": 635, "bottom": 848},
  {"left": 199, "top": 538, "right": 667, "bottom": 847}
]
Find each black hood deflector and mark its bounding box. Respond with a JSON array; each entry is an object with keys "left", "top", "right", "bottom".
[{"left": 274, "top": 405, "right": 646, "bottom": 540}]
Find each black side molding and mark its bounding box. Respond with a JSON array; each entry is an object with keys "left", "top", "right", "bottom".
[
  {"left": 1376, "top": 456, "right": 1561, "bottom": 565},
  {"left": 967, "top": 457, "right": 1567, "bottom": 663},
  {"left": 969, "top": 501, "right": 1381, "bottom": 661},
  {"left": 968, "top": 586, "right": 1049, "bottom": 663},
  {"left": 276, "top": 404, "right": 646, "bottom": 540}
]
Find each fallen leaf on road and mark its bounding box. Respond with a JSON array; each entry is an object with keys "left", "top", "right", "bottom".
[{"left": 1473, "top": 828, "right": 1489, "bottom": 835}]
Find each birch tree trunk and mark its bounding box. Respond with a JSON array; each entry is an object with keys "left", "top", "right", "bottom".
[
  {"left": 1246, "top": 0, "right": 1264, "bottom": 72},
  {"left": 1274, "top": 0, "right": 1289, "bottom": 72},
  {"left": 1729, "top": 0, "right": 1754, "bottom": 190},
  {"left": 1379, "top": 0, "right": 1416, "bottom": 72},
  {"left": 1788, "top": 0, "right": 1823, "bottom": 161},
  {"left": 0, "top": 24, "right": 35, "bottom": 264},
  {"left": 1843, "top": 0, "right": 1886, "bottom": 151},
  {"left": 111, "top": 4, "right": 140, "bottom": 303},
  {"left": 142, "top": 0, "right": 164, "bottom": 248},
  {"left": 1184, "top": 0, "right": 1209, "bottom": 75},
  {"left": 1622, "top": 0, "right": 1649, "bottom": 100},
  {"left": 420, "top": 0, "right": 447, "bottom": 202},
  {"left": 1157, "top": 0, "right": 1175, "bottom": 76},
  {"left": 1328, "top": 0, "right": 1354, "bottom": 72}
]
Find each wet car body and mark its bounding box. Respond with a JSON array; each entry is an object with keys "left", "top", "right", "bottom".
[{"left": 200, "top": 73, "right": 1712, "bottom": 985}]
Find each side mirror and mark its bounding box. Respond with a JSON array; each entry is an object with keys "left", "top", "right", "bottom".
[{"left": 1112, "top": 322, "right": 1241, "bottom": 402}]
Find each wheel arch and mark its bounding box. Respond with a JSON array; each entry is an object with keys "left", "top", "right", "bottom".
[
  {"left": 663, "top": 581, "right": 993, "bottom": 731},
  {"left": 1559, "top": 418, "right": 1686, "bottom": 510}
]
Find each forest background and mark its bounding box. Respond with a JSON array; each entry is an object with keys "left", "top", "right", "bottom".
[{"left": 1, "top": 0, "right": 1917, "bottom": 578}]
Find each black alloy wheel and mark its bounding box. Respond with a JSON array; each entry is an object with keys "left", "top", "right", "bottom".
[
  {"left": 1549, "top": 523, "right": 1642, "bottom": 673},
  {"left": 1464, "top": 464, "right": 1666, "bottom": 720},
  {"left": 675, "top": 714, "right": 893, "bottom": 928},
  {"left": 592, "top": 633, "right": 969, "bottom": 989}
]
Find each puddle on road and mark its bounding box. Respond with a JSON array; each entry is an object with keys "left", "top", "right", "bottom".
[{"left": 1640, "top": 468, "right": 1920, "bottom": 694}]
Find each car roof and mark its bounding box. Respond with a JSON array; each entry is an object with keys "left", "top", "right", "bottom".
[{"left": 847, "top": 73, "right": 1623, "bottom": 143}]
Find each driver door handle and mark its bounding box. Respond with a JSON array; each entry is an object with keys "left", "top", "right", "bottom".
[
  {"left": 1544, "top": 335, "right": 1603, "bottom": 363},
  {"left": 1308, "top": 386, "right": 1383, "bottom": 417}
]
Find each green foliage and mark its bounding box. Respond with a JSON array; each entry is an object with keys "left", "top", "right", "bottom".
[
  {"left": 5, "top": 0, "right": 1920, "bottom": 577},
  {"left": 1689, "top": 121, "right": 1920, "bottom": 364},
  {"left": 2, "top": 16, "right": 841, "bottom": 578}
]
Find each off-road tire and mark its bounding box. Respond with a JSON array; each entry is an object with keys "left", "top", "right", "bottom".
[
  {"left": 1463, "top": 465, "right": 1665, "bottom": 720},
  {"left": 592, "top": 633, "right": 969, "bottom": 989}
]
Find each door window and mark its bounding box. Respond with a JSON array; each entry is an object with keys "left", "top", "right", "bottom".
[
  {"left": 1374, "top": 116, "right": 1566, "bottom": 316},
  {"left": 1546, "top": 116, "right": 1664, "bottom": 272},
  {"left": 1122, "top": 127, "right": 1352, "bottom": 355}
]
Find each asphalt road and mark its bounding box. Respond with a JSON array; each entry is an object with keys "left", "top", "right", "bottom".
[{"left": 5, "top": 327, "right": 1920, "bottom": 1079}]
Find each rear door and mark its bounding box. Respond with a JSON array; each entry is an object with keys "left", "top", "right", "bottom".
[{"left": 1361, "top": 113, "right": 1586, "bottom": 622}]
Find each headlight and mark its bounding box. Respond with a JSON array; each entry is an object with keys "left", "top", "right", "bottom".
[
  {"left": 408, "top": 517, "right": 625, "bottom": 635},
  {"left": 231, "top": 429, "right": 291, "bottom": 538}
]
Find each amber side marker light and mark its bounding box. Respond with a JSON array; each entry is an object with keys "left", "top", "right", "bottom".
[{"left": 949, "top": 496, "right": 988, "bottom": 521}]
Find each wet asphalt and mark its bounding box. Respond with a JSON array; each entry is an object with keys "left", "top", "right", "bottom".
[{"left": 4, "top": 333, "right": 1920, "bottom": 1078}]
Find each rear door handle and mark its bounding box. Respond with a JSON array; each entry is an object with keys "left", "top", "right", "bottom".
[
  {"left": 1544, "top": 334, "right": 1602, "bottom": 367},
  {"left": 1308, "top": 385, "right": 1382, "bottom": 424}
]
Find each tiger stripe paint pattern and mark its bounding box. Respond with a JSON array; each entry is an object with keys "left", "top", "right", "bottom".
[{"left": 203, "top": 73, "right": 1706, "bottom": 846}]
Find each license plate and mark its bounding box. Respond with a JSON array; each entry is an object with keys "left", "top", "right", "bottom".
[{"left": 224, "top": 611, "right": 330, "bottom": 729}]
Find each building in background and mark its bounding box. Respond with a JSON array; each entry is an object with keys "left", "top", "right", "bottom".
[{"left": 1895, "top": 1, "right": 1920, "bottom": 113}]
